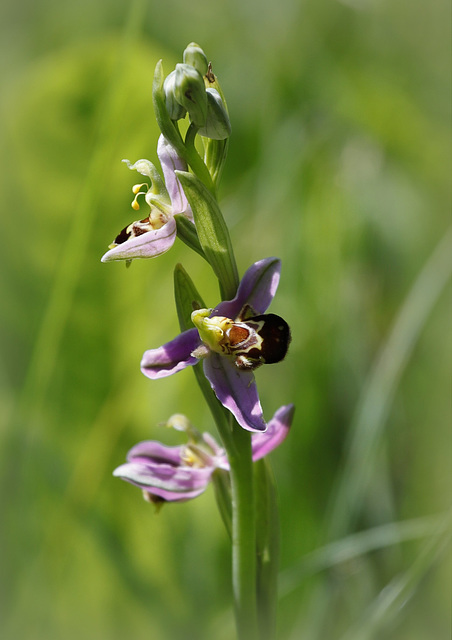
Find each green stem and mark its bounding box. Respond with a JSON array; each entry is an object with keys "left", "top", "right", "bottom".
[
  {"left": 227, "top": 424, "right": 259, "bottom": 640},
  {"left": 171, "top": 128, "right": 260, "bottom": 637},
  {"left": 191, "top": 366, "right": 259, "bottom": 639},
  {"left": 183, "top": 123, "right": 216, "bottom": 195}
]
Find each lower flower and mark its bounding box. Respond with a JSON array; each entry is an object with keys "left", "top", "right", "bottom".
[{"left": 113, "top": 404, "right": 294, "bottom": 503}]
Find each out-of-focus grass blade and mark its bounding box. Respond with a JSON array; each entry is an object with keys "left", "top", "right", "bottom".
[
  {"left": 327, "top": 228, "right": 452, "bottom": 538},
  {"left": 11, "top": 0, "right": 148, "bottom": 431},
  {"left": 338, "top": 510, "right": 452, "bottom": 640},
  {"left": 279, "top": 513, "right": 446, "bottom": 596}
]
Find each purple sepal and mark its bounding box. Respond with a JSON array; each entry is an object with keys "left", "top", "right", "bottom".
[
  {"left": 251, "top": 404, "right": 295, "bottom": 460},
  {"left": 141, "top": 328, "right": 200, "bottom": 379},
  {"left": 216, "top": 257, "right": 281, "bottom": 319},
  {"left": 157, "top": 135, "right": 193, "bottom": 219},
  {"left": 203, "top": 353, "right": 266, "bottom": 432}
]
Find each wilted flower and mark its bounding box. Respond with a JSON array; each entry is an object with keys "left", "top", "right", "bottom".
[
  {"left": 101, "top": 135, "right": 193, "bottom": 263},
  {"left": 140, "top": 258, "right": 291, "bottom": 432},
  {"left": 113, "top": 405, "right": 294, "bottom": 503}
]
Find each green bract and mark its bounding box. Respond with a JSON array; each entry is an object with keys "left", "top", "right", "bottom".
[{"left": 175, "top": 170, "right": 239, "bottom": 300}]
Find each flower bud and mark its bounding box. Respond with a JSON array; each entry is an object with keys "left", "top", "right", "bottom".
[
  {"left": 166, "top": 413, "right": 194, "bottom": 433},
  {"left": 183, "top": 42, "right": 208, "bottom": 76},
  {"left": 174, "top": 63, "right": 207, "bottom": 127},
  {"left": 165, "top": 414, "right": 203, "bottom": 444},
  {"left": 198, "top": 88, "right": 232, "bottom": 140},
  {"left": 163, "top": 70, "right": 187, "bottom": 120}
]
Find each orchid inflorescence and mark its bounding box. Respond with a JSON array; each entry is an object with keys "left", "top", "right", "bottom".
[{"left": 102, "top": 42, "right": 294, "bottom": 640}]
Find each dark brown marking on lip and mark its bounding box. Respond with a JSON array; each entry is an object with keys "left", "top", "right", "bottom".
[
  {"left": 114, "top": 224, "right": 132, "bottom": 245},
  {"left": 249, "top": 313, "right": 291, "bottom": 364}
]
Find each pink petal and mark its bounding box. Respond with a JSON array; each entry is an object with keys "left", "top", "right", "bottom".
[
  {"left": 216, "top": 257, "right": 281, "bottom": 319},
  {"left": 251, "top": 404, "right": 295, "bottom": 461}
]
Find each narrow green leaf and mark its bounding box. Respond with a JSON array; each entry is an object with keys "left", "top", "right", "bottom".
[
  {"left": 173, "top": 263, "right": 230, "bottom": 431},
  {"left": 211, "top": 469, "right": 232, "bottom": 540},
  {"left": 175, "top": 170, "right": 239, "bottom": 300},
  {"left": 173, "top": 263, "right": 234, "bottom": 535},
  {"left": 173, "top": 263, "right": 205, "bottom": 332}
]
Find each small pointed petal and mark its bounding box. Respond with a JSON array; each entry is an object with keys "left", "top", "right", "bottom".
[
  {"left": 203, "top": 353, "right": 266, "bottom": 432},
  {"left": 101, "top": 218, "right": 177, "bottom": 262},
  {"left": 251, "top": 404, "right": 295, "bottom": 461},
  {"left": 157, "top": 135, "right": 192, "bottom": 218},
  {"left": 216, "top": 257, "right": 281, "bottom": 319},
  {"left": 141, "top": 328, "right": 200, "bottom": 379}
]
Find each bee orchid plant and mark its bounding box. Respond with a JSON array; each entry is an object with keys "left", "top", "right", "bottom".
[{"left": 103, "top": 43, "right": 294, "bottom": 640}]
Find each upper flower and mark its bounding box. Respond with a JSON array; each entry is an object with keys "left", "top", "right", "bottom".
[
  {"left": 140, "top": 258, "right": 291, "bottom": 432},
  {"left": 101, "top": 135, "right": 193, "bottom": 263},
  {"left": 113, "top": 404, "right": 294, "bottom": 503}
]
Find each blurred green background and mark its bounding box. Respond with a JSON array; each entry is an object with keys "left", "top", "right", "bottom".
[{"left": 0, "top": 0, "right": 450, "bottom": 638}]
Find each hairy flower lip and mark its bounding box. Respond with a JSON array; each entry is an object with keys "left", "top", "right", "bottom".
[
  {"left": 140, "top": 258, "right": 287, "bottom": 432},
  {"left": 113, "top": 404, "right": 294, "bottom": 502}
]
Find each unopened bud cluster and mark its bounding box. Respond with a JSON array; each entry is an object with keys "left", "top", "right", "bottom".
[{"left": 163, "top": 43, "right": 231, "bottom": 140}]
